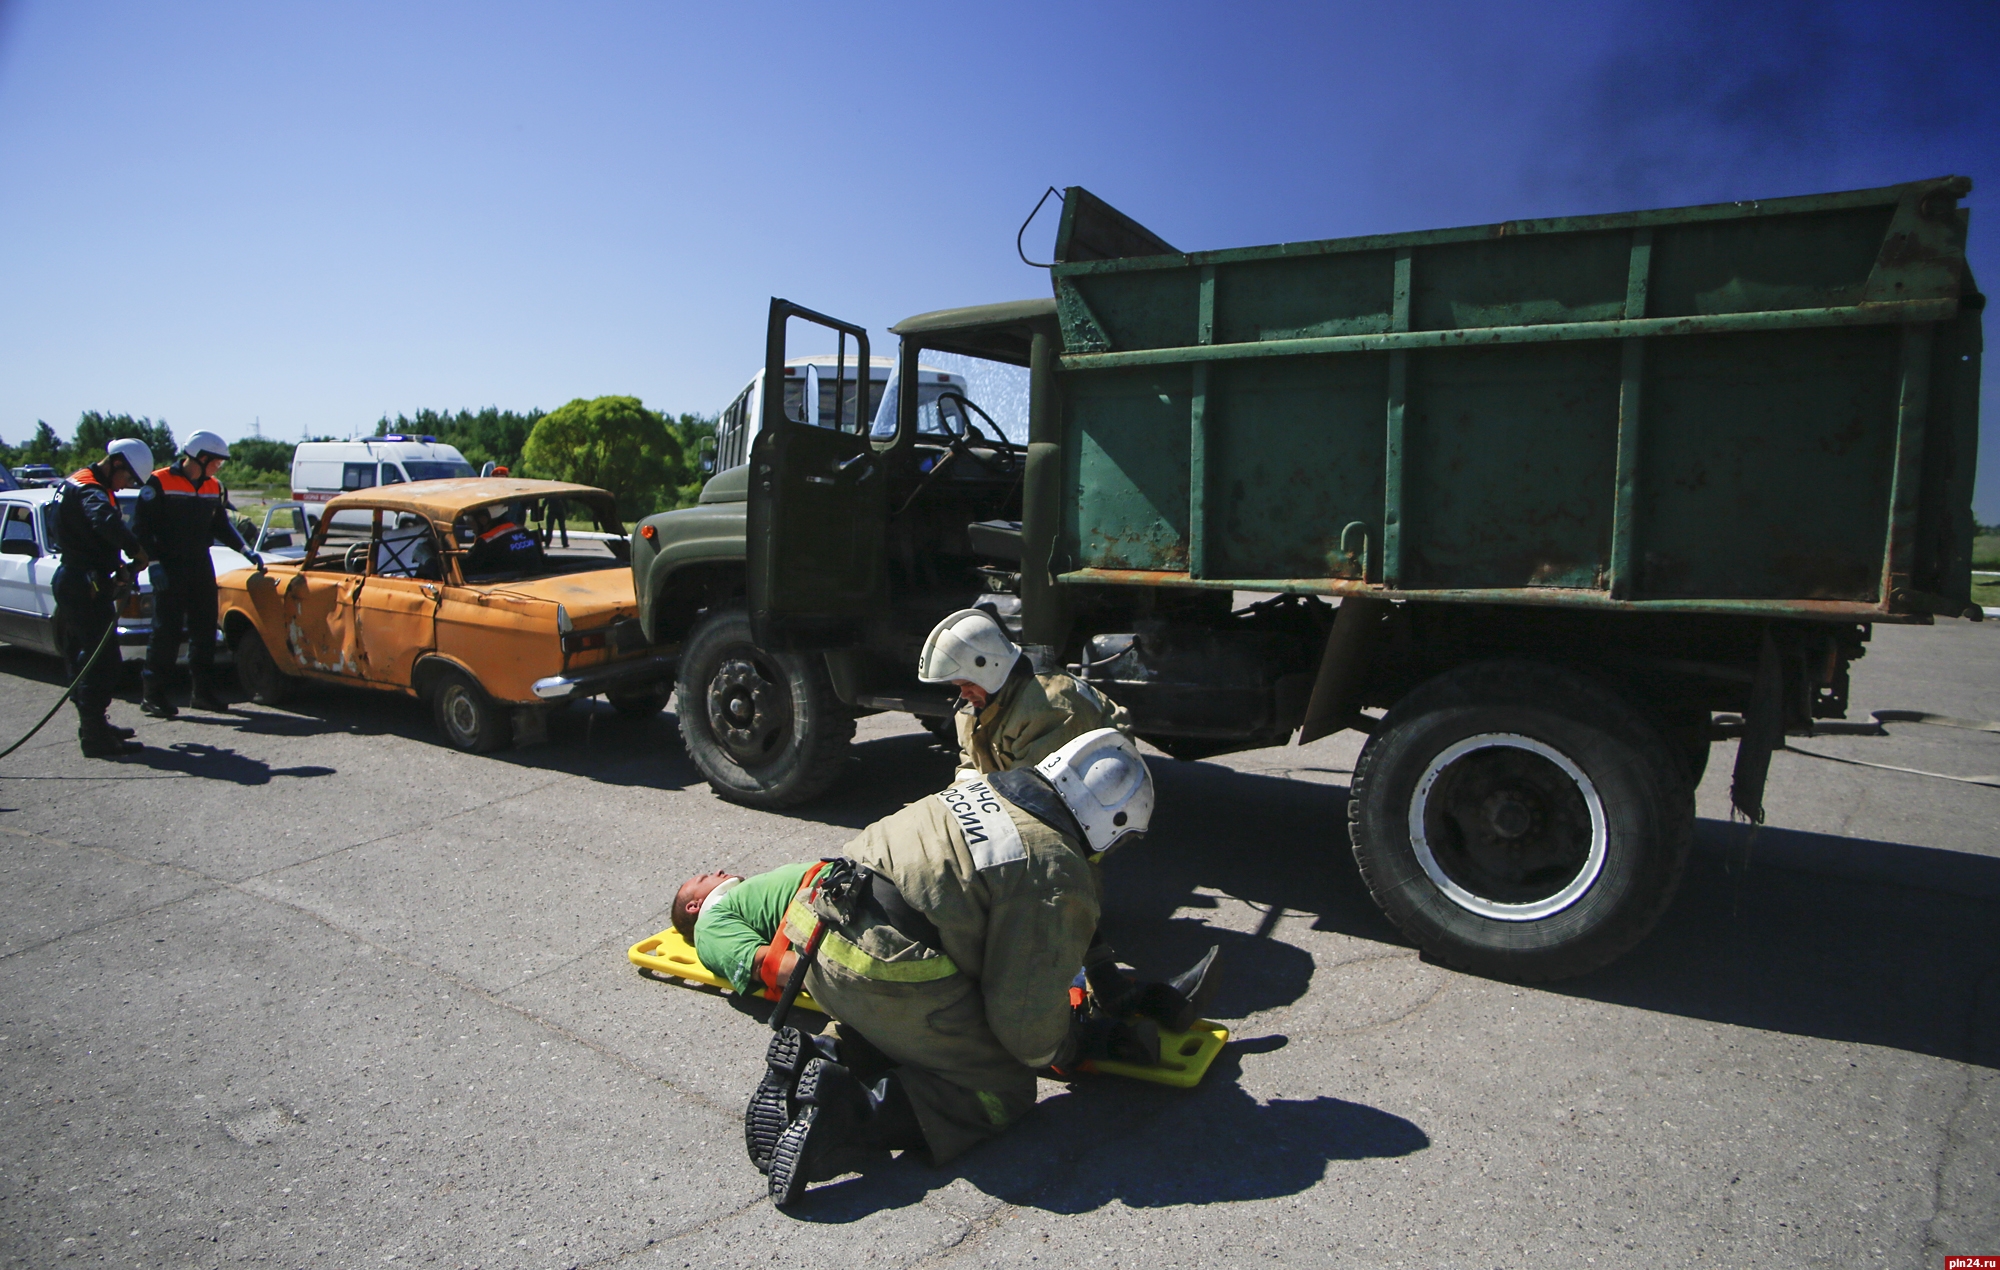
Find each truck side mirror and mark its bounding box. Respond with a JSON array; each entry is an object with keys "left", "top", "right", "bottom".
[{"left": 699, "top": 438, "right": 716, "bottom": 476}]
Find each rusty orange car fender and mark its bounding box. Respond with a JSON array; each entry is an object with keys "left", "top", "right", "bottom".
[
  {"left": 222, "top": 569, "right": 307, "bottom": 676},
  {"left": 409, "top": 651, "right": 493, "bottom": 702}
]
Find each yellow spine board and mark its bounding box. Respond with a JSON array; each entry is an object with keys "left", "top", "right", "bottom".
[
  {"left": 626, "top": 927, "right": 1229, "bottom": 1089},
  {"left": 627, "top": 928, "right": 824, "bottom": 1014}
]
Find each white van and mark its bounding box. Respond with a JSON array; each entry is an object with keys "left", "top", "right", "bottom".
[
  {"left": 709, "top": 356, "right": 969, "bottom": 472},
  {"left": 291, "top": 436, "right": 476, "bottom": 505}
]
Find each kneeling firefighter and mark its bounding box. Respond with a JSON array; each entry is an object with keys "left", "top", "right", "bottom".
[
  {"left": 675, "top": 729, "right": 1219, "bottom": 1205},
  {"left": 918, "top": 608, "right": 1131, "bottom": 782},
  {"left": 54, "top": 439, "right": 155, "bottom": 757},
  {"left": 132, "top": 431, "right": 257, "bottom": 716}
]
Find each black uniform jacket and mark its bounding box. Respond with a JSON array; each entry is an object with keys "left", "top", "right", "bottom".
[
  {"left": 133, "top": 465, "right": 248, "bottom": 568},
  {"left": 56, "top": 466, "right": 144, "bottom": 576}
]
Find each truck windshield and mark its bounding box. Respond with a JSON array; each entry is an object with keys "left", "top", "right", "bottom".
[
  {"left": 870, "top": 353, "right": 1028, "bottom": 444},
  {"left": 404, "top": 461, "right": 475, "bottom": 482}
]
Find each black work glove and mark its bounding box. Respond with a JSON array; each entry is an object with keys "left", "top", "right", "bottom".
[{"left": 1065, "top": 1012, "right": 1161, "bottom": 1068}]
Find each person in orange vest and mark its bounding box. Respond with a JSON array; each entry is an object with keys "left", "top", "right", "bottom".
[
  {"left": 460, "top": 503, "right": 543, "bottom": 577},
  {"left": 132, "top": 431, "right": 257, "bottom": 716},
  {"left": 54, "top": 438, "right": 154, "bottom": 756}
]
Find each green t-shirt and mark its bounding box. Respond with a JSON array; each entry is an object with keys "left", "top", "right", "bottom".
[{"left": 691, "top": 861, "right": 813, "bottom": 995}]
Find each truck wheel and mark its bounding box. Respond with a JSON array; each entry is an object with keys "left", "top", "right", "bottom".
[
  {"left": 1347, "top": 661, "right": 1691, "bottom": 982},
  {"left": 675, "top": 608, "right": 853, "bottom": 807},
  {"left": 431, "top": 668, "right": 510, "bottom": 753},
  {"left": 235, "top": 632, "right": 296, "bottom": 706}
]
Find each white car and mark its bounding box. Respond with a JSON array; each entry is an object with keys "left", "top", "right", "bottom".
[{"left": 0, "top": 486, "right": 252, "bottom": 660}]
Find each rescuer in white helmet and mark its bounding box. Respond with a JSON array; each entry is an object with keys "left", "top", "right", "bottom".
[
  {"left": 674, "top": 728, "right": 1213, "bottom": 1205},
  {"left": 54, "top": 439, "right": 155, "bottom": 756},
  {"left": 132, "top": 430, "right": 257, "bottom": 716},
  {"left": 916, "top": 608, "right": 1131, "bottom": 781}
]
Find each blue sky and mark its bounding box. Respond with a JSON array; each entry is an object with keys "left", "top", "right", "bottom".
[{"left": 1, "top": 1, "right": 1995, "bottom": 514}]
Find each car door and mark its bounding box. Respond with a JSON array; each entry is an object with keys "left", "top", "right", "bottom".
[
  {"left": 0, "top": 500, "right": 47, "bottom": 649},
  {"left": 281, "top": 509, "right": 372, "bottom": 677},
  {"left": 352, "top": 516, "right": 440, "bottom": 686},
  {"left": 746, "top": 299, "right": 886, "bottom": 650}
]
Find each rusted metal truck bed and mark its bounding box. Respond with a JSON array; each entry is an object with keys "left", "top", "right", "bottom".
[{"left": 1047, "top": 177, "right": 1983, "bottom": 622}]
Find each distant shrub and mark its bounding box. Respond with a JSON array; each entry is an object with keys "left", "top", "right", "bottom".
[{"left": 521, "top": 396, "right": 689, "bottom": 521}]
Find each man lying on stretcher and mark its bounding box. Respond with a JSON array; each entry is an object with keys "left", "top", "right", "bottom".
[{"left": 666, "top": 730, "right": 1222, "bottom": 1205}]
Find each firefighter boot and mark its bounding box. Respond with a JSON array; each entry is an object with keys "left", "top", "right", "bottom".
[
  {"left": 188, "top": 670, "right": 230, "bottom": 713},
  {"left": 79, "top": 714, "right": 141, "bottom": 758},
  {"left": 139, "top": 673, "right": 178, "bottom": 719},
  {"left": 745, "top": 1027, "right": 840, "bottom": 1174},
  {"left": 767, "top": 1061, "right": 924, "bottom": 1206}
]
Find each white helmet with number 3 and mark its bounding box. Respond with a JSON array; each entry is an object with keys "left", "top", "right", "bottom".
[
  {"left": 1036, "top": 727, "right": 1154, "bottom": 857},
  {"left": 917, "top": 608, "right": 1022, "bottom": 696}
]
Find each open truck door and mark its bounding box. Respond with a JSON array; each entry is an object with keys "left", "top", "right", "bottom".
[{"left": 747, "top": 299, "right": 886, "bottom": 651}]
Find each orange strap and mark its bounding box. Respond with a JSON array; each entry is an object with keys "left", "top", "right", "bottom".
[{"left": 758, "top": 861, "right": 829, "bottom": 1000}]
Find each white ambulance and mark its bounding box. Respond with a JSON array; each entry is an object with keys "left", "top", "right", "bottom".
[{"left": 290, "top": 436, "right": 477, "bottom": 506}]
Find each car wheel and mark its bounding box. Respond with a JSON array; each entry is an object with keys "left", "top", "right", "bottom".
[
  {"left": 1347, "top": 661, "right": 1691, "bottom": 983},
  {"left": 675, "top": 607, "right": 853, "bottom": 807},
  {"left": 608, "top": 687, "right": 671, "bottom": 719},
  {"left": 431, "top": 668, "right": 510, "bottom": 753},
  {"left": 235, "top": 631, "right": 296, "bottom": 706}
]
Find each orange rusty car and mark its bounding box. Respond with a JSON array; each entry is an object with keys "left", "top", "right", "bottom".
[{"left": 217, "top": 479, "right": 674, "bottom": 751}]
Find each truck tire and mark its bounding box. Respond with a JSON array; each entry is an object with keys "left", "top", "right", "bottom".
[
  {"left": 675, "top": 608, "right": 853, "bottom": 807},
  {"left": 1347, "top": 661, "right": 1691, "bottom": 982},
  {"left": 235, "top": 631, "right": 296, "bottom": 706},
  {"left": 431, "top": 668, "right": 510, "bottom": 753}
]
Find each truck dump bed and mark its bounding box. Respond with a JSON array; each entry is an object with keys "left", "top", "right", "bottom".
[{"left": 1048, "top": 178, "right": 1982, "bottom": 621}]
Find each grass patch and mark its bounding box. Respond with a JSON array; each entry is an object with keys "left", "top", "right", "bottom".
[
  {"left": 1973, "top": 577, "right": 2000, "bottom": 610},
  {"left": 1974, "top": 535, "right": 2000, "bottom": 570}
]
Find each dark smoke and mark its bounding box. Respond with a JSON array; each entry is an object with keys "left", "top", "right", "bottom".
[{"left": 1533, "top": 0, "right": 1999, "bottom": 210}]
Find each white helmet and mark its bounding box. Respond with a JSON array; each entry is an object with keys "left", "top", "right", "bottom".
[
  {"left": 917, "top": 608, "right": 1021, "bottom": 696},
  {"left": 183, "top": 430, "right": 230, "bottom": 461},
  {"left": 1035, "top": 727, "right": 1154, "bottom": 856},
  {"left": 105, "top": 438, "right": 155, "bottom": 479}
]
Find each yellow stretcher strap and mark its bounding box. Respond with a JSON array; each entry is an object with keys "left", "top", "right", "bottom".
[{"left": 784, "top": 901, "right": 960, "bottom": 983}]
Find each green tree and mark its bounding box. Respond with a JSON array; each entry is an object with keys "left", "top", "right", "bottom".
[
  {"left": 664, "top": 412, "right": 718, "bottom": 509},
  {"left": 228, "top": 437, "right": 298, "bottom": 487},
  {"left": 72, "top": 412, "right": 175, "bottom": 471},
  {"left": 20, "top": 422, "right": 65, "bottom": 467},
  {"left": 521, "top": 396, "right": 686, "bottom": 520}
]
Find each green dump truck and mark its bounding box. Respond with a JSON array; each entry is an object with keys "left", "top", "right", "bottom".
[{"left": 633, "top": 175, "right": 1982, "bottom": 980}]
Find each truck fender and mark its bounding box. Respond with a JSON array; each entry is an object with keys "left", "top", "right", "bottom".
[{"left": 1298, "top": 596, "right": 1391, "bottom": 743}]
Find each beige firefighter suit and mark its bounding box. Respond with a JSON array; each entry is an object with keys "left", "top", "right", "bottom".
[
  {"left": 953, "top": 671, "right": 1131, "bottom": 780},
  {"left": 789, "top": 777, "right": 1099, "bottom": 1164}
]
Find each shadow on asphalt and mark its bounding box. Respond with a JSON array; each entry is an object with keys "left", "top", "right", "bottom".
[
  {"left": 1556, "top": 820, "right": 2000, "bottom": 1068},
  {"left": 785, "top": 1036, "right": 1429, "bottom": 1221},
  {"left": 117, "top": 741, "right": 337, "bottom": 786}
]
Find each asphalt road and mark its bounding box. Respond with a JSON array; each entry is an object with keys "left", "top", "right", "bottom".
[{"left": 0, "top": 620, "right": 1994, "bottom": 1269}]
